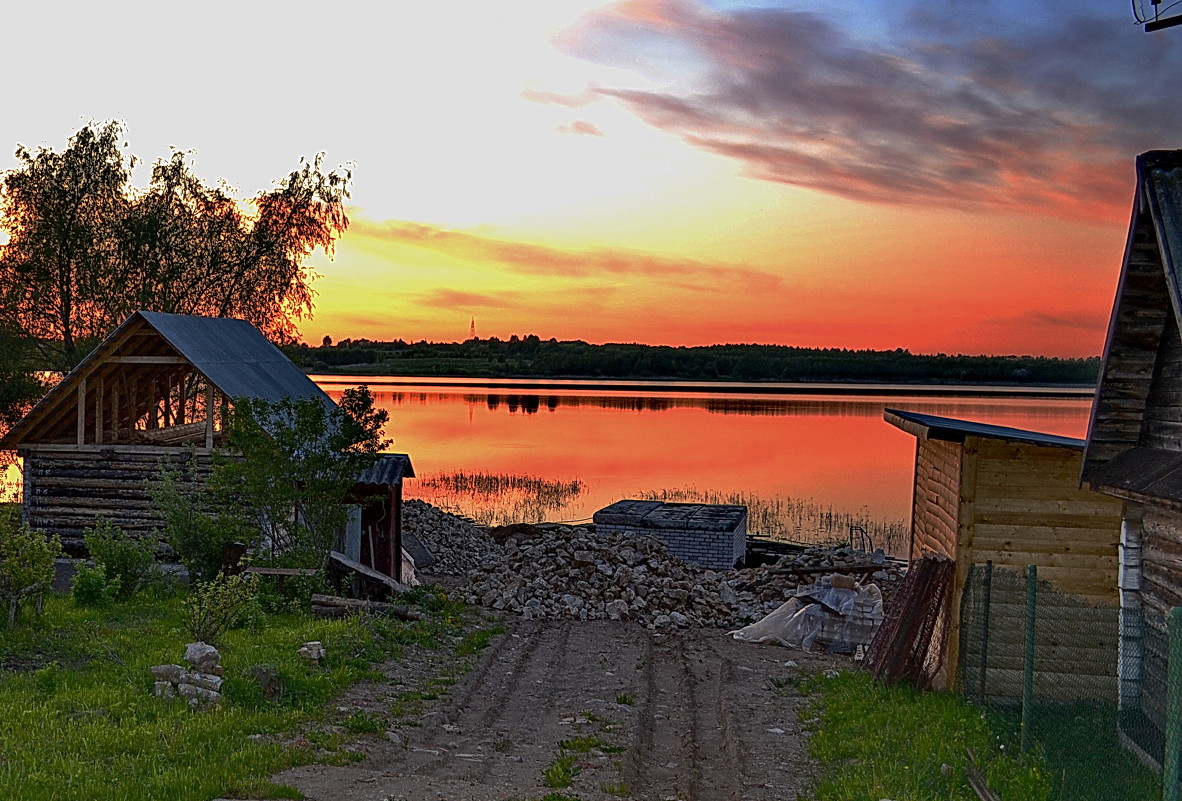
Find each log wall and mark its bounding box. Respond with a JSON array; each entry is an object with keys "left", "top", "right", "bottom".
[
  {"left": 23, "top": 446, "right": 211, "bottom": 555},
  {"left": 911, "top": 439, "right": 962, "bottom": 560}
]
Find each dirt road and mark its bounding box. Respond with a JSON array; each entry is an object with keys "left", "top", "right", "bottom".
[{"left": 274, "top": 617, "right": 839, "bottom": 801}]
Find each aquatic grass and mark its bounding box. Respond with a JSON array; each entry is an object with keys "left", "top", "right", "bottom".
[
  {"left": 410, "top": 470, "right": 587, "bottom": 526},
  {"left": 637, "top": 485, "right": 908, "bottom": 554}
]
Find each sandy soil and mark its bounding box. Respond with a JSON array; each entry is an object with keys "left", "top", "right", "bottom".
[{"left": 273, "top": 616, "right": 842, "bottom": 801}]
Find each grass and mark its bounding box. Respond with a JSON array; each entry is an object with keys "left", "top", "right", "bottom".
[
  {"left": 805, "top": 670, "right": 1052, "bottom": 801},
  {"left": 411, "top": 471, "right": 587, "bottom": 526},
  {"left": 639, "top": 485, "right": 908, "bottom": 553},
  {"left": 0, "top": 582, "right": 474, "bottom": 801},
  {"left": 987, "top": 702, "right": 1159, "bottom": 801},
  {"left": 543, "top": 751, "right": 581, "bottom": 788}
]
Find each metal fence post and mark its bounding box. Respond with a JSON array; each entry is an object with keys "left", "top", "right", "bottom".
[
  {"left": 1021, "top": 564, "right": 1037, "bottom": 754},
  {"left": 979, "top": 560, "right": 993, "bottom": 705},
  {"left": 1164, "top": 607, "right": 1182, "bottom": 801}
]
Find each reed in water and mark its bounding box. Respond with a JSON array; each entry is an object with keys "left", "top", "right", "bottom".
[{"left": 411, "top": 471, "right": 587, "bottom": 527}]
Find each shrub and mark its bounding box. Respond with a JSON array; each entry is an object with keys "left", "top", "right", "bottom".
[
  {"left": 0, "top": 505, "right": 59, "bottom": 597},
  {"left": 84, "top": 519, "right": 158, "bottom": 601},
  {"left": 71, "top": 563, "right": 118, "bottom": 608},
  {"left": 182, "top": 573, "right": 260, "bottom": 644},
  {"left": 150, "top": 467, "right": 244, "bottom": 583}
]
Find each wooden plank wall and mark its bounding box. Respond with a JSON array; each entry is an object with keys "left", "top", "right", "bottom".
[
  {"left": 911, "top": 439, "right": 962, "bottom": 560},
  {"left": 1085, "top": 210, "right": 1171, "bottom": 472},
  {"left": 1142, "top": 312, "right": 1182, "bottom": 453},
  {"left": 967, "top": 438, "right": 1123, "bottom": 606},
  {"left": 24, "top": 447, "right": 211, "bottom": 555},
  {"left": 958, "top": 565, "right": 1118, "bottom": 702}
]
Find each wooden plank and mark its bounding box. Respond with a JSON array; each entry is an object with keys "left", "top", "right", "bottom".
[
  {"left": 107, "top": 356, "right": 189, "bottom": 364},
  {"left": 76, "top": 377, "right": 86, "bottom": 446},
  {"left": 328, "top": 550, "right": 410, "bottom": 595}
]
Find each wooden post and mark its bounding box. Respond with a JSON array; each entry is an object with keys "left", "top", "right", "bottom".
[
  {"left": 95, "top": 378, "right": 104, "bottom": 444},
  {"left": 1021, "top": 564, "right": 1037, "bottom": 754},
  {"left": 77, "top": 378, "right": 87, "bottom": 445},
  {"left": 205, "top": 384, "right": 215, "bottom": 449},
  {"left": 1165, "top": 607, "right": 1182, "bottom": 801}
]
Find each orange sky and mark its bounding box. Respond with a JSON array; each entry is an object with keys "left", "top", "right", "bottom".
[{"left": 6, "top": 0, "right": 1172, "bottom": 358}]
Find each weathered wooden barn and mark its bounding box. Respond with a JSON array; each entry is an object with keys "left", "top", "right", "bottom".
[
  {"left": 886, "top": 408, "right": 1123, "bottom": 694},
  {"left": 1081, "top": 150, "right": 1182, "bottom": 766},
  {"left": 0, "top": 310, "right": 412, "bottom": 581}
]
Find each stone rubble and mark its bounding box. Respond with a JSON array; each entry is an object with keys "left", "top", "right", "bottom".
[
  {"left": 152, "top": 641, "right": 225, "bottom": 708},
  {"left": 404, "top": 502, "right": 905, "bottom": 631},
  {"left": 402, "top": 500, "right": 501, "bottom": 576}
]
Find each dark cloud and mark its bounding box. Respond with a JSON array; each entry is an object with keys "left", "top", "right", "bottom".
[
  {"left": 562, "top": 0, "right": 1180, "bottom": 218},
  {"left": 351, "top": 218, "right": 783, "bottom": 292}
]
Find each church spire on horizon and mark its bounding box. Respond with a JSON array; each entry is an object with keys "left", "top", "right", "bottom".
[{"left": 469, "top": 317, "right": 476, "bottom": 340}]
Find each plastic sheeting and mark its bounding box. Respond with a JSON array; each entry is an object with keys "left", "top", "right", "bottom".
[{"left": 729, "top": 582, "right": 884, "bottom": 653}]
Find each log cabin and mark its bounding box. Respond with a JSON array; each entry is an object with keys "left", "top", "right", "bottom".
[
  {"left": 1081, "top": 150, "right": 1182, "bottom": 767},
  {"left": 886, "top": 408, "right": 1123, "bottom": 695},
  {"left": 0, "top": 310, "right": 412, "bottom": 581}
]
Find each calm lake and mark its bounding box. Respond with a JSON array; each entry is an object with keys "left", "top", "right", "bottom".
[{"left": 315, "top": 376, "right": 1094, "bottom": 552}]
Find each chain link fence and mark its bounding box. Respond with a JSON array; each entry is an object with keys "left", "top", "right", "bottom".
[{"left": 957, "top": 562, "right": 1160, "bottom": 800}]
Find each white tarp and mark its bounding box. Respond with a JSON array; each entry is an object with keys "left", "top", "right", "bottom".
[{"left": 729, "top": 582, "right": 884, "bottom": 653}]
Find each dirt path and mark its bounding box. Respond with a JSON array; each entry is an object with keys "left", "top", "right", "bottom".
[{"left": 274, "top": 618, "right": 840, "bottom": 801}]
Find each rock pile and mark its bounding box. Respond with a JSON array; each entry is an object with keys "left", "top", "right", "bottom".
[
  {"left": 152, "top": 642, "right": 224, "bottom": 708},
  {"left": 403, "top": 500, "right": 501, "bottom": 576},
  {"left": 462, "top": 524, "right": 905, "bottom": 630},
  {"left": 404, "top": 501, "right": 905, "bottom": 631},
  {"left": 463, "top": 524, "right": 735, "bottom": 628},
  {"left": 733, "top": 546, "right": 906, "bottom": 618}
]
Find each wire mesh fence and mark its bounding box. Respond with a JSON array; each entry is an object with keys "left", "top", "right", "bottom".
[{"left": 957, "top": 562, "right": 1161, "bottom": 800}]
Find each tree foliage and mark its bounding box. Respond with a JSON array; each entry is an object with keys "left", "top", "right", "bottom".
[
  {"left": 209, "top": 387, "right": 390, "bottom": 566},
  {"left": 0, "top": 121, "right": 351, "bottom": 373}
]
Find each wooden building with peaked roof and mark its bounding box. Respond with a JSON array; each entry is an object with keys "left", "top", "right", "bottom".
[
  {"left": 0, "top": 311, "right": 412, "bottom": 582},
  {"left": 1082, "top": 150, "right": 1182, "bottom": 766},
  {"left": 886, "top": 408, "right": 1123, "bottom": 695}
]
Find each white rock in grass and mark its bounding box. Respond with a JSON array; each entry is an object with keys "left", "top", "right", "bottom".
[{"left": 184, "top": 642, "right": 221, "bottom": 672}]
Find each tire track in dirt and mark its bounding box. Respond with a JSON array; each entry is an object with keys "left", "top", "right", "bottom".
[{"left": 624, "top": 629, "right": 743, "bottom": 801}]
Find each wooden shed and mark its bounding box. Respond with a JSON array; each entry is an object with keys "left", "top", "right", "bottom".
[
  {"left": 1081, "top": 150, "right": 1182, "bottom": 765},
  {"left": 0, "top": 310, "right": 411, "bottom": 581},
  {"left": 886, "top": 408, "right": 1123, "bottom": 692}
]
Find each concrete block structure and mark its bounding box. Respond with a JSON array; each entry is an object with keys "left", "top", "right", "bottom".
[{"left": 594, "top": 500, "right": 747, "bottom": 569}]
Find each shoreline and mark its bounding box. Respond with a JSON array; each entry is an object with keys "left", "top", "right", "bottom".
[{"left": 309, "top": 373, "right": 1096, "bottom": 398}]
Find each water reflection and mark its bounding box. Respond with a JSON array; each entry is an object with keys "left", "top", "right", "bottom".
[{"left": 317, "top": 378, "right": 1093, "bottom": 548}]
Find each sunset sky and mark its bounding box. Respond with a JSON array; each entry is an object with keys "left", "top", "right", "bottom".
[{"left": 5, "top": 0, "right": 1181, "bottom": 357}]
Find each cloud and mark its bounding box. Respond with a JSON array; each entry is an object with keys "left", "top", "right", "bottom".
[
  {"left": 349, "top": 218, "right": 784, "bottom": 292},
  {"left": 419, "top": 289, "right": 526, "bottom": 309},
  {"left": 559, "top": 0, "right": 1179, "bottom": 219},
  {"left": 519, "top": 88, "right": 600, "bottom": 108},
  {"left": 557, "top": 120, "right": 605, "bottom": 136}
]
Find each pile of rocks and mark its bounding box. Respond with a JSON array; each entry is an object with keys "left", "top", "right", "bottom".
[
  {"left": 732, "top": 546, "right": 906, "bottom": 619},
  {"left": 403, "top": 500, "right": 501, "bottom": 576},
  {"left": 464, "top": 524, "right": 738, "bottom": 629},
  {"left": 404, "top": 501, "right": 905, "bottom": 630},
  {"left": 152, "top": 642, "right": 224, "bottom": 708}
]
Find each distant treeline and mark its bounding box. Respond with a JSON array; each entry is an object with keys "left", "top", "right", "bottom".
[{"left": 287, "top": 336, "right": 1101, "bottom": 385}]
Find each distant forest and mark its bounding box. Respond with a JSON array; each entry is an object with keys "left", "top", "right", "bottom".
[{"left": 287, "top": 336, "right": 1101, "bottom": 386}]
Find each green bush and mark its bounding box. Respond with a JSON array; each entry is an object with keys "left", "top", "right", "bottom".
[
  {"left": 150, "top": 467, "right": 243, "bottom": 583},
  {"left": 83, "top": 519, "right": 158, "bottom": 601},
  {"left": 71, "top": 564, "right": 118, "bottom": 608},
  {"left": 183, "top": 573, "right": 260, "bottom": 644},
  {"left": 0, "top": 506, "right": 59, "bottom": 597}
]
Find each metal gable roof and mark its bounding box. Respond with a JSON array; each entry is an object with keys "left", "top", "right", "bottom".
[
  {"left": 138, "top": 311, "right": 333, "bottom": 407},
  {"left": 884, "top": 408, "right": 1084, "bottom": 450}
]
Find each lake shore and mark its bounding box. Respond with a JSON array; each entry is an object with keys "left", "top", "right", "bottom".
[{"left": 311, "top": 373, "right": 1095, "bottom": 398}]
